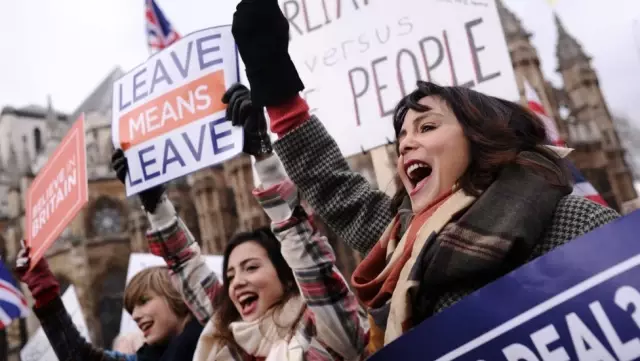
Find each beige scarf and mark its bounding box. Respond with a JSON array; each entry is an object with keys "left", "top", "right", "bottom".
[
  {"left": 383, "top": 189, "right": 476, "bottom": 344},
  {"left": 193, "top": 296, "right": 306, "bottom": 361}
]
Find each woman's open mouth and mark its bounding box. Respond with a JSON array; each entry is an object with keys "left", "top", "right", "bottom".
[
  {"left": 139, "top": 320, "right": 154, "bottom": 336},
  {"left": 238, "top": 292, "right": 259, "bottom": 316},
  {"left": 405, "top": 160, "right": 433, "bottom": 196}
]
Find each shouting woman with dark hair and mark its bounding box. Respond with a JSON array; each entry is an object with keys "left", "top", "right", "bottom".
[{"left": 227, "top": 0, "right": 620, "bottom": 353}]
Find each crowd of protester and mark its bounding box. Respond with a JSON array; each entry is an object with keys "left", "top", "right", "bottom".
[{"left": 14, "top": 0, "right": 620, "bottom": 360}]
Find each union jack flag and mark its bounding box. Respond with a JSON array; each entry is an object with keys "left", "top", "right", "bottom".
[
  {"left": 145, "top": 0, "right": 180, "bottom": 52},
  {"left": 567, "top": 162, "right": 608, "bottom": 206},
  {"left": 0, "top": 260, "right": 28, "bottom": 329}
]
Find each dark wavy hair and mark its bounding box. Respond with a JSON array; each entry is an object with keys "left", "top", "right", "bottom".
[
  {"left": 391, "top": 81, "right": 571, "bottom": 212},
  {"left": 210, "top": 227, "right": 300, "bottom": 351}
]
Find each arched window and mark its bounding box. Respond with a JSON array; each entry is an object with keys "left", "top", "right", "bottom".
[
  {"left": 34, "top": 128, "right": 42, "bottom": 153},
  {"left": 89, "top": 197, "right": 126, "bottom": 237},
  {"left": 98, "top": 269, "right": 127, "bottom": 347}
]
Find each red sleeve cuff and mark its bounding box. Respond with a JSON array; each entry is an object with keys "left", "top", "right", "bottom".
[
  {"left": 266, "top": 95, "right": 311, "bottom": 138},
  {"left": 34, "top": 285, "right": 60, "bottom": 309}
]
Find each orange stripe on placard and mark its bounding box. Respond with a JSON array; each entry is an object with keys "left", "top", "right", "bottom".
[{"left": 118, "top": 71, "right": 226, "bottom": 150}]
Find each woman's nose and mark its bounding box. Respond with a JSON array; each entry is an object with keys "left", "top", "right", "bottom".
[
  {"left": 231, "top": 274, "right": 248, "bottom": 290},
  {"left": 399, "top": 133, "right": 418, "bottom": 155},
  {"left": 132, "top": 307, "right": 142, "bottom": 323}
]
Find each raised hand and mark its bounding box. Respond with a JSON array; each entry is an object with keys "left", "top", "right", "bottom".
[
  {"left": 15, "top": 240, "right": 60, "bottom": 308},
  {"left": 231, "top": 0, "right": 303, "bottom": 107},
  {"left": 223, "top": 83, "right": 273, "bottom": 158},
  {"left": 110, "top": 149, "right": 166, "bottom": 213},
  {"left": 232, "top": 0, "right": 289, "bottom": 51}
]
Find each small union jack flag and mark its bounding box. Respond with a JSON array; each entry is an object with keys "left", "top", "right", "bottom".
[
  {"left": 0, "top": 260, "right": 28, "bottom": 328},
  {"left": 146, "top": 0, "right": 180, "bottom": 52}
]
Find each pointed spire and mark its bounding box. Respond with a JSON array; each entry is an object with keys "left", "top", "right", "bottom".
[
  {"left": 45, "top": 94, "right": 59, "bottom": 134},
  {"left": 42, "top": 95, "right": 66, "bottom": 159},
  {"left": 46, "top": 94, "right": 54, "bottom": 120},
  {"left": 496, "top": 0, "right": 530, "bottom": 41},
  {"left": 555, "top": 12, "right": 590, "bottom": 71},
  {"left": 554, "top": 12, "right": 567, "bottom": 36}
]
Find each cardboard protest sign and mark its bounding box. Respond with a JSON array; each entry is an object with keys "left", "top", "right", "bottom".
[
  {"left": 369, "top": 210, "right": 640, "bottom": 361},
  {"left": 20, "top": 286, "right": 90, "bottom": 361},
  {"left": 119, "top": 252, "right": 224, "bottom": 334},
  {"left": 112, "top": 26, "right": 242, "bottom": 196},
  {"left": 280, "top": 0, "right": 518, "bottom": 157},
  {"left": 26, "top": 115, "right": 88, "bottom": 269}
]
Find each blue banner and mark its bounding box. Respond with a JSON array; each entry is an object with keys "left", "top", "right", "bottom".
[{"left": 370, "top": 210, "right": 640, "bottom": 361}]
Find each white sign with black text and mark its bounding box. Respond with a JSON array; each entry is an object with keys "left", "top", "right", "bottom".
[{"left": 280, "top": 0, "right": 518, "bottom": 157}]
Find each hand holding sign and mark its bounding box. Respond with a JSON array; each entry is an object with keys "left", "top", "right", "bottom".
[
  {"left": 232, "top": 0, "right": 303, "bottom": 106},
  {"left": 222, "top": 84, "right": 272, "bottom": 157},
  {"left": 15, "top": 241, "right": 61, "bottom": 308},
  {"left": 26, "top": 115, "right": 88, "bottom": 269},
  {"left": 111, "top": 149, "right": 165, "bottom": 213}
]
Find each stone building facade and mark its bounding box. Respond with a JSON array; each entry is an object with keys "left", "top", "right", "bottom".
[
  {"left": 1, "top": 2, "right": 638, "bottom": 359},
  {"left": 497, "top": 0, "right": 638, "bottom": 210}
]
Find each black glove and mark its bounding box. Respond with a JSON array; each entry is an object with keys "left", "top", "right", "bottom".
[
  {"left": 223, "top": 83, "right": 273, "bottom": 157},
  {"left": 111, "top": 149, "right": 165, "bottom": 213},
  {"left": 232, "top": 0, "right": 303, "bottom": 107}
]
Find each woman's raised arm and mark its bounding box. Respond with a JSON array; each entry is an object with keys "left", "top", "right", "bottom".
[
  {"left": 111, "top": 149, "right": 223, "bottom": 325},
  {"left": 224, "top": 85, "right": 396, "bottom": 255},
  {"left": 252, "top": 170, "right": 369, "bottom": 360},
  {"left": 230, "top": 0, "right": 399, "bottom": 255}
]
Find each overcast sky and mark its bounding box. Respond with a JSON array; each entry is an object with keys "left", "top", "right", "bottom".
[{"left": 1, "top": 0, "right": 639, "bottom": 126}]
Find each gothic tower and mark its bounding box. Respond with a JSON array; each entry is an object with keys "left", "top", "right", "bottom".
[
  {"left": 554, "top": 14, "right": 638, "bottom": 208},
  {"left": 496, "top": 0, "right": 568, "bottom": 141},
  {"left": 189, "top": 166, "right": 237, "bottom": 253},
  {"left": 127, "top": 197, "right": 148, "bottom": 252}
]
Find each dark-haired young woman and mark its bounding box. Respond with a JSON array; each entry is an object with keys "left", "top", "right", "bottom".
[{"left": 226, "top": 0, "right": 620, "bottom": 354}]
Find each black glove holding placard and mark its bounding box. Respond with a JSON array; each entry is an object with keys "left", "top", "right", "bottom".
[
  {"left": 223, "top": 83, "right": 273, "bottom": 157},
  {"left": 111, "top": 149, "right": 165, "bottom": 213},
  {"left": 232, "top": 0, "right": 303, "bottom": 107}
]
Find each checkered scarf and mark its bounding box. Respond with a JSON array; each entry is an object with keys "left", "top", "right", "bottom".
[{"left": 352, "top": 149, "right": 572, "bottom": 350}]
